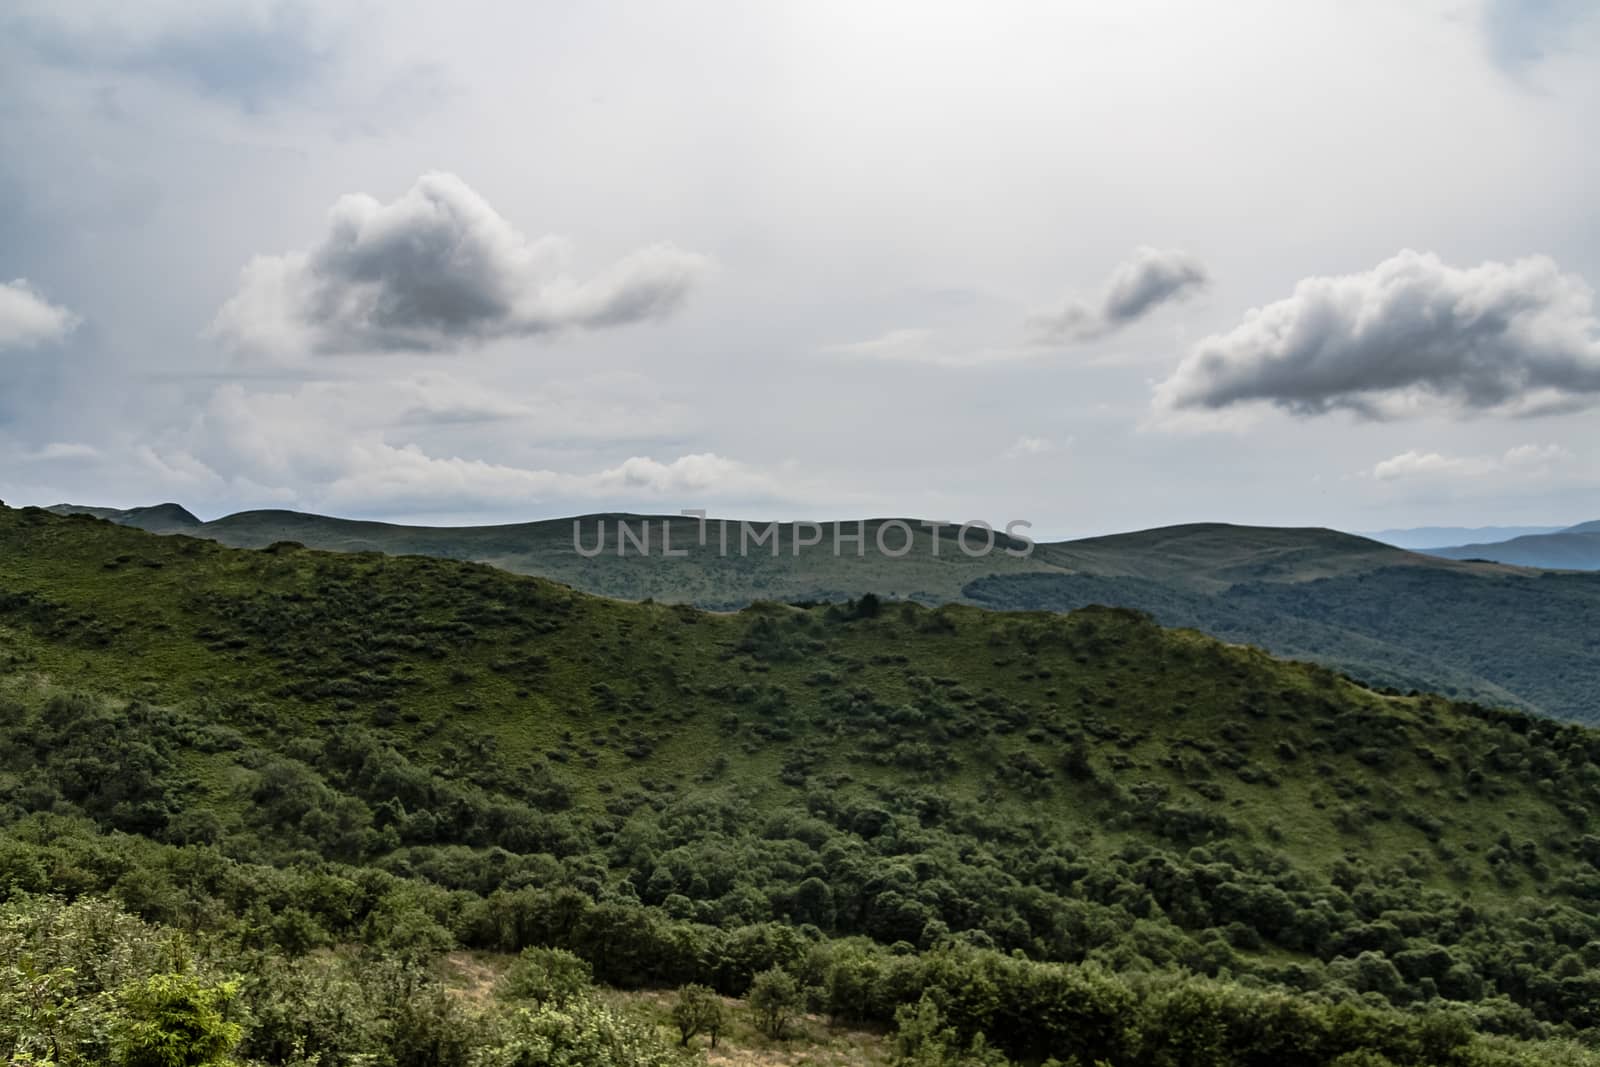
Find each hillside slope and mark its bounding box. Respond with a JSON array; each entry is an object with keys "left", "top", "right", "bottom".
[
  {"left": 7, "top": 503, "right": 1600, "bottom": 1063},
  {"left": 46, "top": 503, "right": 1600, "bottom": 723}
]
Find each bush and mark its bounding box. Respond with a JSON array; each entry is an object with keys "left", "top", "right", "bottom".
[
  {"left": 500, "top": 947, "right": 594, "bottom": 1007},
  {"left": 478, "top": 996, "right": 689, "bottom": 1067}
]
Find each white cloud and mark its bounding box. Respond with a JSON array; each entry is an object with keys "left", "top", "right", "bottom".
[
  {"left": 1372, "top": 442, "right": 1573, "bottom": 481},
  {"left": 0, "top": 280, "right": 79, "bottom": 349},
  {"left": 1029, "top": 247, "right": 1208, "bottom": 344},
  {"left": 1156, "top": 250, "right": 1600, "bottom": 420},
  {"left": 210, "top": 172, "right": 711, "bottom": 357},
  {"left": 138, "top": 379, "right": 773, "bottom": 513}
]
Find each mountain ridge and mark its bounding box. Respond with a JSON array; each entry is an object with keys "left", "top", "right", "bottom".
[
  {"left": 1425, "top": 522, "right": 1600, "bottom": 570},
  {"left": 44, "top": 501, "right": 1600, "bottom": 721}
]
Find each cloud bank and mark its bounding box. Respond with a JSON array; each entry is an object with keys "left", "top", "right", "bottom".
[
  {"left": 0, "top": 280, "right": 78, "bottom": 349},
  {"left": 211, "top": 172, "right": 711, "bottom": 357},
  {"left": 130, "top": 378, "right": 767, "bottom": 514},
  {"left": 1030, "top": 247, "right": 1208, "bottom": 344},
  {"left": 1155, "top": 250, "right": 1600, "bottom": 420},
  {"left": 1372, "top": 442, "right": 1572, "bottom": 481}
]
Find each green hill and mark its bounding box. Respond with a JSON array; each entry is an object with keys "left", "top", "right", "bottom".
[
  {"left": 6, "top": 503, "right": 1600, "bottom": 1064},
  {"left": 45, "top": 503, "right": 1600, "bottom": 723}
]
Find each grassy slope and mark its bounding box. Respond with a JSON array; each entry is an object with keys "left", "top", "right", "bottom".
[
  {"left": 47, "top": 502, "right": 1600, "bottom": 723},
  {"left": 1, "top": 504, "right": 1591, "bottom": 910}
]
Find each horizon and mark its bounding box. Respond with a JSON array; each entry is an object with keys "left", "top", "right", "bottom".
[{"left": 26, "top": 496, "right": 1594, "bottom": 548}]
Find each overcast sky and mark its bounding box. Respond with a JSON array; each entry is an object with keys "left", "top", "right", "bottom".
[{"left": 2, "top": 0, "right": 1597, "bottom": 537}]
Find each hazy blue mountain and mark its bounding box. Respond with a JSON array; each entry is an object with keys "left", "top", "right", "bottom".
[
  {"left": 1361, "top": 524, "right": 1566, "bottom": 549},
  {"left": 1425, "top": 522, "right": 1600, "bottom": 570}
]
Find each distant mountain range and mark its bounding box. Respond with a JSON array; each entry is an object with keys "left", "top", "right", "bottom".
[
  {"left": 1361, "top": 524, "right": 1567, "bottom": 550},
  {"left": 42, "top": 501, "right": 1600, "bottom": 722},
  {"left": 1422, "top": 521, "right": 1600, "bottom": 570}
]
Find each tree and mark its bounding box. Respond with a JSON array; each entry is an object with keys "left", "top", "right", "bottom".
[
  {"left": 500, "top": 947, "right": 593, "bottom": 1007},
  {"left": 111, "top": 972, "right": 242, "bottom": 1067},
  {"left": 747, "top": 967, "right": 802, "bottom": 1040},
  {"left": 670, "top": 984, "right": 724, "bottom": 1048},
  {"left": 893, "top": 992, "right": 1008, "bottom": 1066}
]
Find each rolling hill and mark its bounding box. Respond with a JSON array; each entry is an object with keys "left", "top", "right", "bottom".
[
  {"left": 6, "top": 502, "right": 1600, "bottom": 1065},
  {"left": 45, "top": 502, "right": 1600, "bottom": 723},
  {"left": 1426, "top": 521, "right": 1600, "bottom": 571}
]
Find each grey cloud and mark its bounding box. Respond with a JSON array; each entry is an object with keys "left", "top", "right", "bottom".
[
  {"left": 211, "top": 173, "right": 712, "bottom": 357},
  {"left": 1482, "top": 0, "right": 1593, "bottom": 79},
  {"left": 4, "top": 1, "right": 332, "bottom": 111},
  {"left": 1030, "top": 247, "right": 1208, "bottom": 343},
  {"left": 1154, "top": 250, "right": 1600, "bottom": 419}
]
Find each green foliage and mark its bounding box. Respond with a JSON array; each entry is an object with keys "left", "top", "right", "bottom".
[
  {"left": 747, "top": 967, "right": 803, "bottom": 1039},
  {"left": 476, "top": 996, "right": 690, "bottom": 1067},
  {"left": 111, "top": 973, "right": 242, "bottom": 1067},
  {"left": 893, "top": 993, "right": 1008, "bottom": 1066},
  {"left": 500, "top": 947, "right": 593, "bottom": 1007},
  {"left": 7, "top": 507, "right": 1600, "bottom": 1066},
  {"left": 668, "top": 984, "right": 723, "bottom": 1048}
]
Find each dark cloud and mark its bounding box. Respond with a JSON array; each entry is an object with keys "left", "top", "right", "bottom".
[
  {"left": 1154, "top": 250, "right": 1600, "bottom": 419},
  {"left": 3, "top": 1, "right": 332, "bottom": 111},
  {"left": 1029, "top": 247, "right": 1208, "bottom": 343},
  {"left": 211, "top": 172, "right": 712, "bottom": 357}
]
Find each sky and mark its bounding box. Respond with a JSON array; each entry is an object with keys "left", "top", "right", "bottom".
[{"left": 1, "top": 0, "right": 1598, "bottom": 538}]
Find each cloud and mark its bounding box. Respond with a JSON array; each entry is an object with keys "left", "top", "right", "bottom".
[
  {"left": 21, "top": 442, "right": 100, "bottom": 462},
  {"left": 210, "top": 172, "right": 711, "bottom": 357},
  {"left": 1372, "top": 442, "right": 1572, "bottom": 481},
  {"left": 1004, "top": 435, "right": 1068, "bottom": 459},
  {"left": 4, "top": 1, "right": 334, "bottom": 111},
  {"left": 0, "top": 280, "right": 78, "bottom": 349},
  {"left": 1482, "top": 0, "right": 1595, "bottom": 80},
  {"left": 1029, "top": 247, "right": 1208, "bottom": 344},
  {"left": 1155, "top": 250, "right": 1600, "bottom": 420},
  {"left": 308, "top": 372, "right": 688, "bottom": 441},
  {"left": 823, "top": 327, "right": 1039, "bottom": 367},
  {"left": 137, "top": 379, "right": 770, "bottom": 513}
]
